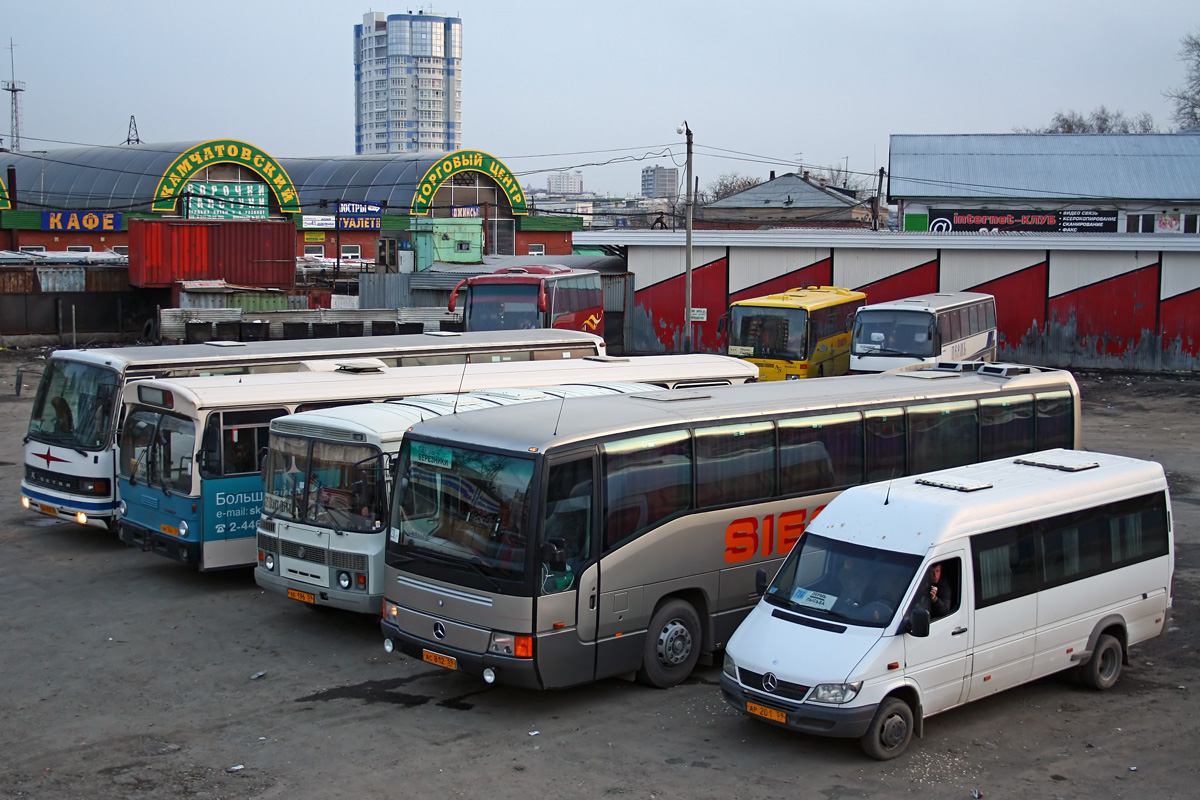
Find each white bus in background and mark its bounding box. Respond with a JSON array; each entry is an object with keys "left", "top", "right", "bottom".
[
  {"left": 22, "top": 329, "right": 607, "bottom": 532},
  {"left": 118, "top": 354, "right": 757, "bottom": 572},
  {"left": 259, "top": 381, "right": 680, "bottom": 614},
  {"left": 722, "top": 449, "right": 1173, "bottom": 760},
  {"left": 850, "top": 292, "right": 997, "bottom": 373}
]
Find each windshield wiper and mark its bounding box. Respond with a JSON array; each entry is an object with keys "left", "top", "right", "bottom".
[{"left": 416, "top": 548, "right": 503, "bottom": 592}]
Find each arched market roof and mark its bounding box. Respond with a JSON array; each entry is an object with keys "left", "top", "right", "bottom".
[{"left": 0, "top": 141, "right": 462, "bottom": 213}]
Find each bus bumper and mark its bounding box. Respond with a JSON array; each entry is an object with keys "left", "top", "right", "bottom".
[
  {"left": 255, "top": 567, "right": 379, "bottom": 615},
  {"left": 123, "top": 522, "right": 200, "bottom": 565},
  {"left": 719, "top": 673, "right": 877, "bottom": 738},
  {"left": 380, "top": 617, "right": 543, "bottom": 689},
  {"left": 21, "top": 483, "right": 115, "bottom": 528}
]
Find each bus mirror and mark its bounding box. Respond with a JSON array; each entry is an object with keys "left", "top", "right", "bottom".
[
  {"left": 717, "top": 314, "right": 727, "bottom": 335},
  {"left": 542, "top": 539, "right": 567, "bottom": 572},
  {"left": 754, "top": 567, "right": 768, "bottom": 597},
  {"left": 538, "top": 285, "right": 548, "bottom": 314},
  {"left": 448, "top": 279, "right": 467, "bottom": 312},
  {"left": 908, "top": 607, "right": 930, "bottom": 638}
]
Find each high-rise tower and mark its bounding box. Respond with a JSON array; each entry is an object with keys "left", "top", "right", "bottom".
[{"left": 354, "top": 11, "right": 462, "bottom": 154}]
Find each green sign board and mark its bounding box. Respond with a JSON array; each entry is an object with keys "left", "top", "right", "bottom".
[
  {"left": 412, "top": 150, "right": 528, "bottom": 216},
  {"left": 152, "top": 139, "right": 300, "bottom": 214},
  {"left": 185, "top": 182, "right": 269, "bottom": 220}
]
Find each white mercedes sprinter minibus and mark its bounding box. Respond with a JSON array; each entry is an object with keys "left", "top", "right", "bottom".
[{"left": 721, "top": 449, "right": 1173, "bottom": 760}]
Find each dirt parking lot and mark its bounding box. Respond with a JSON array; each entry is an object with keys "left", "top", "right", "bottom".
[{"left": 1, "top": 356, "right": 1198, "bottom": 800}]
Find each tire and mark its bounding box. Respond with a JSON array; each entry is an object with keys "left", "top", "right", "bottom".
[
  {"left": 636, "top": 599, "right": 702, "bottom": 688},
  {"left": 859, "top": 696, "right": 914, "bottom": 760},
  {"left": 1080, "top": 633, "right": 1123, "bottom": 690}
]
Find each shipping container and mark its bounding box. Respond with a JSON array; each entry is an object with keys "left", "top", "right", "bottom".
[{"left": 128, "top": 219, "right": 295, "bottom": 289}]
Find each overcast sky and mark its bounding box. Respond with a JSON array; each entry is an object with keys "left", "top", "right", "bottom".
[{"left": 2, "top": 1, "right": 1196, "bottom": 197}]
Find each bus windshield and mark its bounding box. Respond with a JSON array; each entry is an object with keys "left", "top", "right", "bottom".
[
  {"left": 28, "top": 360, "right": 120, "bottom": 450},
  {"left": 853, "top": 310, "right": 936, "bottom": 358},
  {"left": 262, "top": 435, "right": 386, "bottom": 533},
  {"left": 118, "top": 408, "right": 197, "bottom": 495},
  {"left": 390, "top": 440, "right": 534, "bottom": 589},
  {"left": 764, "top": 533, "right": 923, "bottom": 628},
  {"left": 466, "top": 284, "right": 541, "bottom": 331},
  {"left": 727, "top": 306, "right": 809, "bottom": 361}
]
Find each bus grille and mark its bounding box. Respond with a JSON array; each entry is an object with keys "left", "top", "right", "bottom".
[
  {"left": 330, "top": 550, "right": 368, "bottom": 572},
  {"left": 275, "top": 540, "right": 366, "bottom": 572},
  {"left": 257, "top": 533, "right": 279, "bottom": 553},
  {"left": 25, "top": 465, "right": 82, "bottom": 492},
  {"left": 737, "top": 669, "right": 811, "bottom": 702},
  {"left": 282, "top": 540, "right": 326, "bottom": 564}
]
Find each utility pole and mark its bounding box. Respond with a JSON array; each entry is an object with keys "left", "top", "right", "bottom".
[
  {"left": 3, "top": 39, "right": 25, "bottom": 152},
  {"left": 679, "top": 121, "right": 693, "bottom": 352},
  {"left": 873, "top": 167, "right": 885, "bottom": 231}
]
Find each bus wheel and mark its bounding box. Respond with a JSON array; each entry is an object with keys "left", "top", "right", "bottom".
[
  {"left": 637, "top": 599, "right": 701, "bottom": 688},
  {"left": 1081, "top": 634, "right": 1123, "bottom": 690},
  {"left": 859, "top": 696, "right": 914, "bottom": 760}
]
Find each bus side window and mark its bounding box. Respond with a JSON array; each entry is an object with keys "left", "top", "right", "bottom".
[
  {"left": 695, "top": 421, "right": 775, "bottom": 507},
  {"left": 938, "top": 313, "right": 953, "bottom": 346},
  {"left": 864, "top": 408, "right": 906, "bottom": 482},
  {"left": 199, "top": 415, "right": 222, "bottom": 477},
  {"left": 907, "top": 400, "right": 979, "bottom": 474},
  {"left": 1035, "top": 390, "right": 1075, "bottom": 450},
  {"left": 602, "top": 431, "right": 692, "bottom": 551},
  {"left": 779, "top": 412, "right": 863, "bottom": 494}
]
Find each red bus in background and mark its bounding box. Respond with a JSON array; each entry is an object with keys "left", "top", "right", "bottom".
[{"left": 449, "top": 265, "right": 604, "bottom": 337}]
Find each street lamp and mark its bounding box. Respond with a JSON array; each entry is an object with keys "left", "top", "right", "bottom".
[{"left": 678, "top": 121, "right": 693, "bottom": 352}]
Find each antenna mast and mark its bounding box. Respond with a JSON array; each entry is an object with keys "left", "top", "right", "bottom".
[
  {"left": 3, "top": 39, "right": 25, "bottom": 152},
  {"left": 125, "top": 115, "right": 142, "bottom": 145}
]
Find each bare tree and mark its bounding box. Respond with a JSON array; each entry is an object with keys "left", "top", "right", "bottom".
[
  {"left": 1166, "top": 30, "right": 1200, "bottom": 129},
  {"left": 1017, "top": 106, "right": 1158, "bottom": 134},
  {"left": 698, "top": 172, "right": 760, "bottom": 205},
  {"left": 817, "top": 162, "right": 872, "bottom": 192}
]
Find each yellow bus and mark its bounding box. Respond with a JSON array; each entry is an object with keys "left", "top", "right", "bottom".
[{"left": 720, "top": 286, "right": 866, "bottom": 380}]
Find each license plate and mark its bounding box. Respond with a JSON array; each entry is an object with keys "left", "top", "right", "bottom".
[
  {"left": 38, "top": 503, "right": 56, "bottom": 515},
  {"left": 747, "top": 702, "right": 786, "bottom": 723},
  {"left": 423, "top": 650, "right": 457, "bottom": 670},
  {"left": 160, "top": 523, "right": 179, "bottom": 537},
  {"left": 288, "top": 589, "right": 315, "bottom": 604}
]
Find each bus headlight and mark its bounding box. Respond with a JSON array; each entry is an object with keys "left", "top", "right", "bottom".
[
  {"left": 179, "top": 520, "right": 189, "bottom": 537},
  {"left": 21, "top": 496, "right": 30, "bottom": 509},
  {"left": 722, "top": 652, "right": 737, "bottom": 679},
  {"left": 338, "top": 571, "right": 351, "bottom": 590},
  {"left": 811, "top": 682, "right": 863, "bottom": 704},
  {"left": 488, "top": 632, "right": 533, "bottom": 658},
  {"left": 118, "top": 500, "right": 127, "bottom": 518},
  {"left": 263, "top": 553, "right": 275, "bottom": 572}
]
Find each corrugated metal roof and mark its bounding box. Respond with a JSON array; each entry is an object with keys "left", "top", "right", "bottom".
[
  {"left": 573, "top": 227, "right": 1200, "bottom": 252},
  {"left": 707, "top": 173, "right": 859, "bottom": 209},
  {"left": 888, "top": 133, "right": 1200, "bottom": 200},
  {"left": 0, "top": 142, "right": 451, "bottom": 214}
]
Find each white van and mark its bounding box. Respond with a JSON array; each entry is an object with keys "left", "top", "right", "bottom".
[{"left": 721, "top": 449, "right": 1174, "bottom": 759}]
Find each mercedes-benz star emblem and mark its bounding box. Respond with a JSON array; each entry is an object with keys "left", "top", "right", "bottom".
[
  {"left": 433, "top": 621, "right": 446, "bottom": 640},
  {"left": 762, "top": 672, "right": 778, "bottom": 692}
]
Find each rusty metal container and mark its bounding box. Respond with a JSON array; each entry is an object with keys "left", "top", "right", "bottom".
[{"left": 128, "top": 219, "right": 295, "bottom": 289}]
